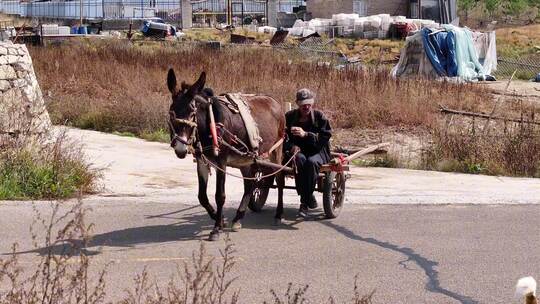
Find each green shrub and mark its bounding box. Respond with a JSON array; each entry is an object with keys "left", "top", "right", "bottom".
[
  {"left": 0, "top": 135, "right": 100, "bottom": 200},
  {"left": 140, "top": 128, "right": 170, "bottom": 143}
]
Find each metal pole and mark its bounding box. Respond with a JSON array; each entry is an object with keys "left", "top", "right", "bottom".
[
  {"left": 228, "top": 0, "right": 232, "bottom": 25},
  {"left": 80, "top": 0, "right": 83, "bottom": 25},
  {"left": 241, "top": 0, "right": 244, "bottom": 27}
]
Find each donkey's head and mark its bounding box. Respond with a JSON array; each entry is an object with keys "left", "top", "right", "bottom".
[{"left": 167, "top": 69, "right": 209, "bottom": 159}]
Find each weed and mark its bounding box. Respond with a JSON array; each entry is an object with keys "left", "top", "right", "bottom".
[
  {"left": 0, "top": 200, "right": 376, "bottom": 303},
  {"left": 422, "top": 114, "right": 540, "bottom": 177},
  {"left": 0, "top": 130, "right": 100, "bottom": 200},
  {"left": 140, "top": 129, "right": 170, "bottom": 143},
  {"left": 351, "top": 155, "right": 399, "bottom": 168},
  {"left": 29, "top": 40, "right": 491, "bottom": 135}
]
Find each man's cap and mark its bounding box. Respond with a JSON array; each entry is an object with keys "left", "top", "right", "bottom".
[{"left": 295, "top": 88, "right": 315, "bottom": 106}]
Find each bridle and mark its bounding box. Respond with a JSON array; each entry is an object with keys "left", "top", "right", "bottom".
[
  {"left": 168, "top": 94, "right": 215, "bottom": 153},
  {"left": 168, "top": 100, "right": 199, "bottom": 150}
]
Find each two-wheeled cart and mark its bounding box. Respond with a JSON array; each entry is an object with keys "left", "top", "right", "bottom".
[{"left": 247, "top": 143, "right": 389, "bottom": 219}]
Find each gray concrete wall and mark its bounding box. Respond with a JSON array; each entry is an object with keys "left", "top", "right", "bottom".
[
  {"left": 307, "top": 0, "right": 408, "bottom": 18},
  {"left": 366, "top": 0, "right": 408, "bottom": 16},
  {"left": 306, "top": 0, "right": 353, "bottom": 18}
]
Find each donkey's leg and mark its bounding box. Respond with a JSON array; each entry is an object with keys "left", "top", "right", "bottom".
[
  {"left": 274, "top": 171, "right": 285, "bottom": 226},
  {"left": 231, "top": 167, "right": 254, "bottom": 232},
  {"left": 209, "top": 163, "right": 226, "bottom": 241},
  {"left": 197, "top": 159, "right": 217, "bottom": 221},
  {"left": 272, "top": 148, "right": 285, "bottom": 225}
]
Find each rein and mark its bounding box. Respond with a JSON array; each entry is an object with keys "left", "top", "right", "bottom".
[
  {"left": 200, "top": 150, "right": 299, "bottom": 181},
  {"left": 170, "top": 94, "right": 291, "bottom": 180}
]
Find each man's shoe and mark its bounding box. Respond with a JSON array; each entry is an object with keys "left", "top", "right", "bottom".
[
  {"left": 307, "top": 194, "right": 318, "bottom": 209},
  {"left": 298, "top": 204, "right": 309, "bottom": 218}
]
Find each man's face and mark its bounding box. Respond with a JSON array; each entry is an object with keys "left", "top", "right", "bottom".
[{"left": 299, "top": 103, "right": 312, "bottom": 117}]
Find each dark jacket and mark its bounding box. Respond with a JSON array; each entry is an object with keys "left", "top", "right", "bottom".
[{"left": 284, "top": 109, "right": 332, "bottom": 160}]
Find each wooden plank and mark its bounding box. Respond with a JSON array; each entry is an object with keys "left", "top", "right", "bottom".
[
  {"left": 320, "top": 165, "right": 349, "bottom": 173},
  {"left": 345, "top": 142, "right": 391, "bottom": 162}
]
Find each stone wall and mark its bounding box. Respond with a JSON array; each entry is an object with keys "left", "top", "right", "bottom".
[{"left": 0, "top": 41, "right": 51, "bottom": 148}]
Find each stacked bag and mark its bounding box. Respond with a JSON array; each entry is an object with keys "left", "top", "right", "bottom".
[{"left": 287, "top": 13, "right": 439, "bottom": 39}]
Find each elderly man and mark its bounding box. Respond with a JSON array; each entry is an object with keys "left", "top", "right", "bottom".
[{"left": 284, "top": 88, "right": 332, "bottom": 216}]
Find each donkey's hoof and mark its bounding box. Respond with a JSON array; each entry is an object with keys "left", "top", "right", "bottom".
[
  {"left": 208, "top": 230, "right": 220, "bottom": 241},
  {"left": 273, "top": 218, "right": 282, "bottom": 226},
  {"left": 231, "top": 221, "right": 242, "bottom": 232}
]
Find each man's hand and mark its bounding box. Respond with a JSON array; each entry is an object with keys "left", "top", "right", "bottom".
[
  {"left": 291, "top": 126, "right": 307, "bottom": 138},
  {"left": 290, "top": 145, "right": 301, "bottom": 155}
]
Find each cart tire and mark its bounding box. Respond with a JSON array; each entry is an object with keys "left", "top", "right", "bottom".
[
  {"left": 322, "top": 171, "right": 346, "bottom": 219},
  {"left": 248, "top": 172, "right": 271, "bottom": 212}
]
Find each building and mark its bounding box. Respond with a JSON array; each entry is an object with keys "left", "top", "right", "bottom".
[{"left": 306, "top": 0, "right": 457, "bottom": 24}]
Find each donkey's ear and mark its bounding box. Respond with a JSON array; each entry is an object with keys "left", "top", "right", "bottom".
[
  {"left": 167, "top": 68, "right": 177, "bottom": 94},
  {"left": 189, "top": 71, "right": 206, "bottom": 94}
]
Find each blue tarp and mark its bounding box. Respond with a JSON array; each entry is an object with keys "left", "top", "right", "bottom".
[{"left": 422, "top": 28, "right": 458, "bottom": 77}]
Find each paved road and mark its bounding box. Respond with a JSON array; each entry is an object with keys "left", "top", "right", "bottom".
[{"left": 2, "top": 128, "right": 540, "bottom": 303}]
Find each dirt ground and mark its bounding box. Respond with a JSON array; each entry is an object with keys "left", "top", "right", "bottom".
[
  {"left": 331, "top": 127, "right": 427, "bottom": 168},
  {"left": 331, "top": 80, "right": 540, "bottom": 168},
  {"left": 480, "top": 80, "right": 540, "bottom": 103}
]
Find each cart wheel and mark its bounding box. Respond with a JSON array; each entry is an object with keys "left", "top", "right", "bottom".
[
  {"left": 322, "top": 171, "right": 346, "bottom": 219},
  {"left": 248, "top": 171, "right": 271, "bottom": 212}
]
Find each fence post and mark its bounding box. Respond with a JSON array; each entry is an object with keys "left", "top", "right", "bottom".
[
  {"left": 267, "top": 0, "right": 277, "bottom": 27},
  {"left": 180, "top": 0, "right": 192, "bottom": 29}
]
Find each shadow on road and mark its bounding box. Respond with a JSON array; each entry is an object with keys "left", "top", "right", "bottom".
[
  {"left": 321, "top": 221, "right": 479, "bottom": 304},
  {"left": 7, "top": 205, "right": 301, "bottom": 257}
]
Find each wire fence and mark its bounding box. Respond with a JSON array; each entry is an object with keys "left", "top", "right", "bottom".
[
  {"left": 0, "top": 0, "right": 305, "bottom": 25},
  {"left": 496, "top": 56, "right": 540, "bottom": 80}
]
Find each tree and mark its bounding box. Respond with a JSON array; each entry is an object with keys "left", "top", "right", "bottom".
[
  {"left": 506, "top": 0, "right": 529, "bottom": 15},
  {"left": 484, "top": 0, "right": 501, "bottom": 17},
  {"left": 459, "top": 0, "right": 478, "bottom": 20}
]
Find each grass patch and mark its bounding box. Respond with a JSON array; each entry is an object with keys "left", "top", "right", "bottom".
[
  {"left": 352, "top": 155, "right": 399, "bottom": 168},
  {"left": 140, "top": 128, "right": 170, "bottom": 143},
  {"left": 27, "top": 39, "right": 540, "bottom": 177},
  {"left": 0, "top": 132, "right": 100, "bottom": 200},
  {"left": 496, "top": 24, "right": 540, "bottom": 58},
  {"left": 29, "top": 39, "right": 491, "bottom": 133},
  {"left": 335, "top": 38, "right": 404, "bottom": 63},
  {"left": 422, "top": 116, "right": 540, "bottom": 177}
]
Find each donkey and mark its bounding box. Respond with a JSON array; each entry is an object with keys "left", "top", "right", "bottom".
[{"left": 167, "top": 69, "right": 286, "bottom": 241}]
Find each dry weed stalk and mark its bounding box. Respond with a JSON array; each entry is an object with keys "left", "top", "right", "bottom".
[
  {"left": 0, "top": 202, "right": 376, "bottom": 304},
  {"left": 121, "top": 237, "right": 239, "bottom": 304},
  {"left": 425, "top": 107, "right": 540, "bottom": 176},
  {"left": 28, "top": 40, "right": 491, "bottom": 135},
  {"left": 266, "top": 275, "right": 374, "bottom": 304},
  {"left": 0, "top": 200, "right": 107, "bottom": 304}
]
